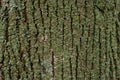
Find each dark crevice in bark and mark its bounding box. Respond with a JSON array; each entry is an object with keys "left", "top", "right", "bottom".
[
  {"left": 69, "top": 5, "right": 73, "bottom": 80},
  {"left": 98, "top": 28, "right": 102, "bottom": 80},
  {"left": 75, "top": 45, "right": 79, "bottom": 80}
]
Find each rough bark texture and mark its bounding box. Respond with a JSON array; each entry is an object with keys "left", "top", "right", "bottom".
[{"left": 0, "top": 0, "right": 120, "bottom": 80}]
